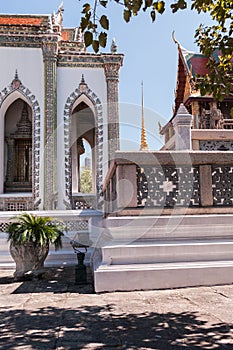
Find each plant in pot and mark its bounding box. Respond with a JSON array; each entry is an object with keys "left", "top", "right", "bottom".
[{"left": 7, "top": 212, "right": 64, "bottom": 280}]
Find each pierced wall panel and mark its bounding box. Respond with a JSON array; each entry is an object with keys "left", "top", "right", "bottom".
[
  {"left": 200, "top": 140, "right": 233, "bottom": 151},
  {"left": 137, "top": 165, "right": 200, "bottom": 208},
  {"left": 0, "top": 198, "right": 33, "bottom": 211},
  {"left": 0, "top": 222, "right": 10, "bottom": 232},
  {"left": 212, "top": 165, "right": 233, "bottom": 206},
  {"left": 72, "top": 195, "right": 96, "bottom": 210},
  {"left": 65, "top": 220, "right": 89, "bottom": 232}
]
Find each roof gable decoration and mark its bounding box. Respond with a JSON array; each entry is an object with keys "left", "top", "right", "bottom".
[
  {"left": 172, "top": 31, "right": 213, "bottom": 115},
  {"left": 176, "top": 103, "right": 190, "bottom": 116},
  {"left": 52, "top": 2, "right": 64, "bottom": 33},
  {"left": 180, "top": 46, "right": 209, "bottom": 78},
  {"left": 172, "top": 31, "right": 208, "bottom": 89}
]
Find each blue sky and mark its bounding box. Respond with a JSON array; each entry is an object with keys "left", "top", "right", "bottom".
[{"left": 1, "top": 0, "right": 214, "bottom": 150}]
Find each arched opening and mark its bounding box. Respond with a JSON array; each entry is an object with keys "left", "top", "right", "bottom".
[
  {"left": 71, "top": 101, "right": 96, "bottom": 194},
  {"left": 80, "top": 140, "right": 93, "bottom": 193},
  {"left": 4, "top": 98, "right": 32, "bottom": 193}
]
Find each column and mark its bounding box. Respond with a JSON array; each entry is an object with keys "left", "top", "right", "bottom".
[
  {"left": 199, "top": 165, "right": 213, "bottom": 207},
  {"left": 172, "top": 104, "right": 193, "bottom": 150},
  {"left": 71, "top": 141, "right": 79, "bottom": 193},
  {"left": 191, "top": 101, "right": 200, "bottom": 129},
  {"left": 103, "top": 56, "right": 123, "bottom": 163},
  {"left": 6, "top": 138, "right": 14, "bottom": 184},
  {"left": 116, "top": 164, "right": 137, "bottom": 210},
  {"left": 42, "top": 38, "right": 58, "bottom": 210},
  {"left": 0, "top": 128, "right": 4, "bottom": 194}
]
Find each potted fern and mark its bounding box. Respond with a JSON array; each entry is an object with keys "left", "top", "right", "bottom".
[{"left": 7, "top": 213, "right": 64, "bottom": 280}]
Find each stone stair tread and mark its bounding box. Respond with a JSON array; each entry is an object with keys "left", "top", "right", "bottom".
[
  {"left": 0, "top": 263, "right": 15, "bottom": 268},
  {"left": 97, "top": 259, "right": 233, "bottom": 271},
  {"left": 103, "top": 239, "right": 233, "bottom": 248}
]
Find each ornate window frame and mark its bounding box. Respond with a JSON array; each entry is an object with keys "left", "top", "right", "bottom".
[
  {"left": 0, "top": 73, "right": 41, "bottom": 208},
  {"left": 63, "top": 76, "right": 103, "bottom": 206}
]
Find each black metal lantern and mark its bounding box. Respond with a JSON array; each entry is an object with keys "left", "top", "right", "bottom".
[{"left": 70, "top": 240, "right": 88, "bottom": 284}]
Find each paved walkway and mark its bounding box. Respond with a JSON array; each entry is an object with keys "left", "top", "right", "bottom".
[{"left": 0, "top": 267, "right": 233, "bottom": 349}]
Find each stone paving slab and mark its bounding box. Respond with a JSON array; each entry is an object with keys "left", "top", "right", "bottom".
[{"left": 0, "top": 267, "right": 233, "bottom": 349}]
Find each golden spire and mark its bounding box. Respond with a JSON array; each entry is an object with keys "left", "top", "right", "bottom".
[{"left": 140, "top": 81, "right": 148, "bottom": 151}]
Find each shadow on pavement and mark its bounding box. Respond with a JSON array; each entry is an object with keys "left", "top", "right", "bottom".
[
  {"left": 0, "top": 305, "right": 232, "bottom": 349},
  {"left": 0, "top": 266, "right": 94, "bottom": 295}
]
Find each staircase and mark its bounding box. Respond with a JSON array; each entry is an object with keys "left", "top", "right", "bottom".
[{"left": 91, "top": 214, "right": 233, "bottom": 292}]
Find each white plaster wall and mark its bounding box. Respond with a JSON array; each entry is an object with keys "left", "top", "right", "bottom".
[
  {"left": 0, "top": 47, "right": 45, "bottom": 202},
  {"left": 56, "top": 67, "right": 108, "bottom": 208}
]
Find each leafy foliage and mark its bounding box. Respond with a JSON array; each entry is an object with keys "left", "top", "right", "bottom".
[
  {"left": 80, "top": 0, "right": 166, "bottom": 49},
  {"left": 7, "top": 213, "right": 64, "bottom": 251},
  {"left": 79, "top": 0, "right": 233, "bottom": 100},
  {"left": 193, "top": 0, "right": 233, "bottom": 99},
  {"left": 80, "top": 167, "right": 93, "bottom": 193}
]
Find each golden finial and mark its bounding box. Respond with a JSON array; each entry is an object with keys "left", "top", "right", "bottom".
[{"left": 140, "top": 81, "right": 148, "bottom": 151}]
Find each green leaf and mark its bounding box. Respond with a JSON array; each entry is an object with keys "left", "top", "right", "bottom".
[
  {"left": 99, "top": 32, "right": 107, "bottom": 48},
  {"left": 84, "top": 31, "right": 93, "bottom": 47},
  {"left": 80, "top": 17, "right": 88, "bottom": 31},
  {"left": 124, "top": 9, "right": 132, "bottom": 22},
  {"left": 153, "top": 1, "right": 165, "bottom": 14},
  {"left": 143, "top": 0, "right": 152, "bottom": 11},
  {"left": 132, "top": 0, "right": 143, "bottom": 15},
  {"left": 100, "top": 15, "right": 109, "bottom": 30},
  {"left": 80, "top": 166, "right": 93, "bottom": 193},
  {"left": 6, "top": 213, "right": 63, "bottom": 250},
  {"left": 146, "top": 0, "right": 153, "bottom": 7},
  {"left": 100, "top": 0, "right": 108, "bottom": 7},
  {"left": 82, "top": 3, "right": 91, "bottom": 14},
  {"left": 92, "top": 40, "right": 99, "bottom": 53},
  {"left": 157, "top": 1, "right": 165, "bottom": 14},
  {"left": 150, "top": 10, "right": 156, "bottom": 21}
]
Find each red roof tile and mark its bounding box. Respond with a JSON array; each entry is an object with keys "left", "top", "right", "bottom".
[
  {"left": 189, "top": 56, "right": 209, "bottom": 76},
  {"left": 0, "top": 17, "right": 43, "bottom": 26},
  {"left": 62, "top": 31, "right": 69, "bottom": 41}
]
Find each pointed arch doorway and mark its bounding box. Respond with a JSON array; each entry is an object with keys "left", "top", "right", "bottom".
[
  {"left": 71, "top": 101, "right": 96, "bottom": 200},
  {"left": 63, "top": 76, "right": 104, "bottom": 210},
  {"left": 4, "top": 98, "right": 32, "bottom": 193}
]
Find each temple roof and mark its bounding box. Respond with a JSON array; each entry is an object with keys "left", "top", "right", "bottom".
[
  {"left": 160, "top": 41, "right": 233, "bottom": 135},
  {"left": 180, "top": 46, "right": 209, "bottom": 77},
  {"left": 173, "top": 43, "right": 213, "bottom": 116},
  {"left": 0, "top": 13, "right": 85, "bottom": 51},
  {"left": 0, "top": 14, "right": 52, "bottom": 29},
  {"left": 0, "top": 3, "right": 63, "bottom": 34}
]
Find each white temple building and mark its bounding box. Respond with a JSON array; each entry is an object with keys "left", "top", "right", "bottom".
[
  {"left": 0, "top": 5, "right": 123, "bottom": 212},
  {"left": 2, "top": 6, "right": 233, "bottom": 293}
]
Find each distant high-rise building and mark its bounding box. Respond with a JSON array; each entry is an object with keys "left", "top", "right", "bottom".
[{"left": 84, "top": 157, "right": 91, "bottom": 169}]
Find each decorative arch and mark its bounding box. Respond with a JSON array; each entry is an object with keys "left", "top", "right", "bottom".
[
  {"left": 0, "top": 72, "right": 41, "bottom": 207},
  {"left": 63, "top": 75, "right": 103, "bottom": 204}
]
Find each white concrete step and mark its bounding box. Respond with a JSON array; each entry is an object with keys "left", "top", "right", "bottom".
[
  {"left": 0, "top": 233, "right": 14, "bottom": 267},
  {"left": 94, "top": 260, "right": 233, "bottom": 292},
  {"left": 102, "top": 215, "right": 233, "bottom": 242},
  {"left": 92, "top": 214, "right": 233, "bottom": 292},
  {"left": 101, "top": 240, "right": 233, "bottom": 265},
  {"left": 45, "top": 248, "right": 93, "bottom": 267}
]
